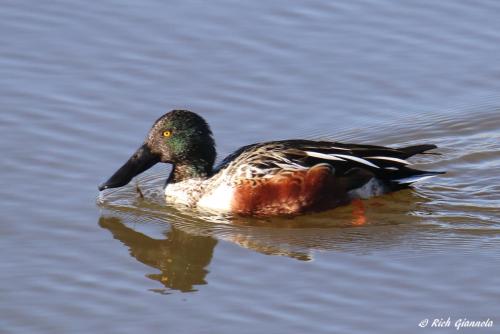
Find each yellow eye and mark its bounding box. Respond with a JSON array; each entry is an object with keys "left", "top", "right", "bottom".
[{"left": 163, "top": 130, "right": 172, "bottom": 137}]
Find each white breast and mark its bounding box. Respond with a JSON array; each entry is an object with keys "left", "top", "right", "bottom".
[
  {"left": 197, "top": 183, "right": 234, "bottom": 212},
  {"left": 164, "top": 179, "right": 205, "bottom": 206}
]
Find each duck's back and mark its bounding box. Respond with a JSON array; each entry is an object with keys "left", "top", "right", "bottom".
[{"left": 196, "top": 140, "right": 442, "bottom": 215}]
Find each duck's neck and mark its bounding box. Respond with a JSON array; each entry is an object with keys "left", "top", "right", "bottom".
[{"left": 167, "top": 159, "right": 213, "bottom": 184}]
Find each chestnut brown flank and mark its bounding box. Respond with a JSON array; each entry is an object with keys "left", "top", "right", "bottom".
[{"left": 231, "top": 164, "right": 348, "bottom": 215}]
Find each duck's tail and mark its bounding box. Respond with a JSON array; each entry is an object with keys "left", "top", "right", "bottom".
[
  {"left": 397, "top": 144, "right": 439, "bottom": 158},
  {"left": 392, "top": 170, "right": 445, "bottom": 186},
  {"left": 387, "top": 144, "right": 445, "bottom": 186}
]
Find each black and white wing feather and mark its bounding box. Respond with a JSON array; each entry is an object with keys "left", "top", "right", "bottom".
[{"left": 215, "top": 139, "right": 443, "bottom": 187}]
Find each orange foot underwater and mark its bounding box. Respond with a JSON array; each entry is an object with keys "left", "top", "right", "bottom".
[{"left": 351, "top": 199, "right": 367, "bottom": 226}]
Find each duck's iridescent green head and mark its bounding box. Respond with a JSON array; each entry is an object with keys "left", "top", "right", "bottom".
[{"left": 99, "top": 110, "right": 216, "bottom": 191}]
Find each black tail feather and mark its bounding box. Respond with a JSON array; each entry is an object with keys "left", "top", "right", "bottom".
[{"left": 398, "top": 144, "right": 438, "bottom": 158}]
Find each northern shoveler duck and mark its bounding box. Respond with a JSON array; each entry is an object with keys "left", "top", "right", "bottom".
[{"left": 99, "top": 110, "right": 443, "bottom": 216}]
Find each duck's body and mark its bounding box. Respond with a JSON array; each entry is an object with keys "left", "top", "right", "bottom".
[
  {"left": 99, "top": 110, "right": 443, "bottom": 216},
  {"left": 164, "top": 139, "right": 441, "bottom": 215}
]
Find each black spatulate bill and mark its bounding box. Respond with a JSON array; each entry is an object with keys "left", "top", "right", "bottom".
[{"left": 98, "top": 144, "right": 160, "bottom": 191}]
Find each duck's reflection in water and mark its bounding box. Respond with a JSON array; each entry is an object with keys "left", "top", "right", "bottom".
[
  {"left": 99, "top": 216, "right": 217, "bottom": 293},
  {"left": 98, "top": 188, "right": 434, "bottom": 293}
]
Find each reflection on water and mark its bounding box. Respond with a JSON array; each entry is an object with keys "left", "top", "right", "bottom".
[
  {"left": 99, "top": 216, "right": 216, "bottom": 293},
  {"left": 97, "top": 187, "right": 443, "bottom": 292}
]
